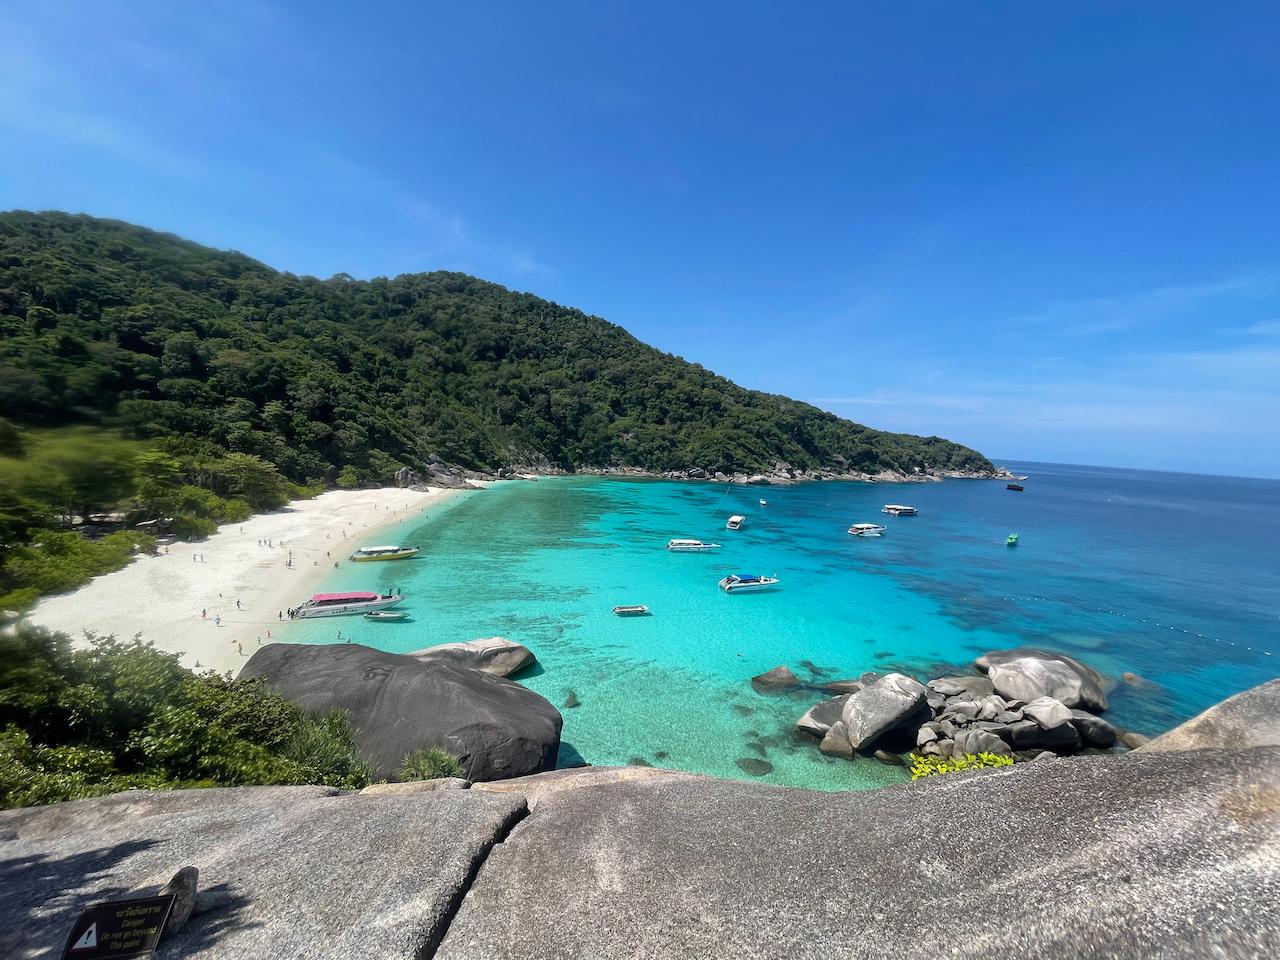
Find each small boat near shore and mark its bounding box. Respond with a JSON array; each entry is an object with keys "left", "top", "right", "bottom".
[
  {"left": 719, "top": 574, "right": 779, "bottom": 592},
  {"left": 667, "top": 539, "right": 722, "bottom": 552},
  {"left": 613, "top": 604, "right": 650, "bottom": 616},
  {"left": 288, "top": 591, "right": 403, "bottom": 619},
  {"left": 1007, "top": 483, "right": 1024, "bottom": 492},
  {"left": 882, "top": 504, "right": 918, "bottom": 516},
  {"left": 364, "top": 610, "right": 408, "bottom": 621},
  {"left": 848, "top": 523, "right": 887, "bottom": 537},
  {"left": 726, "top": 515, "right": 746, "bottom": 530},
  {"left": 349, "top": 545, "right": 421, "bottom": 562}
]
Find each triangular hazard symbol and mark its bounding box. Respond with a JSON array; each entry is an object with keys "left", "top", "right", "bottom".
[{"left": 71, "top": 921, "right": 97, "bottom": 950}]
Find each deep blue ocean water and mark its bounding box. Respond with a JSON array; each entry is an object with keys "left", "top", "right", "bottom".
[{"left": 283, "top": 463, "right": 1280, "bottom": 790}]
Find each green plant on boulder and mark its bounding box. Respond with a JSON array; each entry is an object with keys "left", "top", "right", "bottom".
[
  {"left": 908, "top": 751, "right": 1014, "bottom": 780},
  {"left": 399, "top": 746, "right": 465, "bottom": 782}
]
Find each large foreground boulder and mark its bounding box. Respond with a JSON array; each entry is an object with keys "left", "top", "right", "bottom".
[
  {"left": 1137, "top": 678, "right": 1280, "bottom": 753},
  {"left": 979, "top": 647, "right": 1109, "bottom": 712},
  {"left": 832, "top": 673, "right": 928, "bottom": 752},
  {"left": 0, "top": 785, "right": 528, "bottom": 960},
  {"left": 240, "top": 643, "right": 561, "bottom": 781},
  {"left": 409, "top": 636, "right": 536, "bottom": 677},
  {"left": 436, "top": 748, "right": 1280, "bottom": 959}
]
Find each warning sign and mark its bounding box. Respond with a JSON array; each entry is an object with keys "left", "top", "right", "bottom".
[{"left": 60, "top": 894, "right": 175, "bottom": 960}]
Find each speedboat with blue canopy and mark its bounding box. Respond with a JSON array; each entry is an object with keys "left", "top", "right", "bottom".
[{"left": 719, "top": 574, "right": 779, "bottom": 593}]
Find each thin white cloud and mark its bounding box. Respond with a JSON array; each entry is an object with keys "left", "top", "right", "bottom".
[{"left": 1009, "top": 272, "right": 1280, "bottom": 337}]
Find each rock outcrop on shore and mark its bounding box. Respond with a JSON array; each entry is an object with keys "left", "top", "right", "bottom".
[
  {"left": 240, "top": 643, "right": 561, "bottom": 781},
  {"left": 1136, "top": 677, "right": 1280, "bottom": 753},
  {"left": 5, "top": 741, "right": 1276, "bottom": 959}
]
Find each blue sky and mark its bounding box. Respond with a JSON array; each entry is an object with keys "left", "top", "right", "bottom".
[{"left": 2, "top": 2, "right": 1279, "bottom": 477}]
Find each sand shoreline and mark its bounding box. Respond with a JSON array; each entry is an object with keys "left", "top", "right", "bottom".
[{"left": 25, "top": 485, "right": 476, "bottom": 675}]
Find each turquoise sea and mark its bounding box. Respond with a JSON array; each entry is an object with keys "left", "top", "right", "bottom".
[{"left": 281, "top": 463, "right": 1280, "bottom": 790}]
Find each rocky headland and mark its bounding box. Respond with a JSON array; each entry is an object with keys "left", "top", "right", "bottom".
[{"left": 2, "top": 675, "right": 1277, "bottom": 958}]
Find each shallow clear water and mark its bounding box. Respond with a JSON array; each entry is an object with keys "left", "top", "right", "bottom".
[{"left": 281, "top": 463, "right": 1280, "bottom": 790}]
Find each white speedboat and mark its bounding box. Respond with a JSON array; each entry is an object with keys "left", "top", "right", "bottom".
[
  {"left": 719, "top": 574, "right": 779, "bottom": 592},
  {"left": 349, "top": 545, "right": 421, "bottom": 562},
  {"left": 881, "top": 504, "right": 918, "bottom": 516},
  {"left": 612, "top": 604, "right": 650, "bottom": 616},
  {"left": 667, "top": 539, "right": 722, "bottom": 552},
  {"left": 364, "top": 610, "right": 408, "bottom": 621},
  {"left": 848, "top": 523, "right": 887, "bottom": 537},
  {"left": 726, "top": 515, "right": 746, "bottom": 530},
  {"left": 759, "top": 499, "right": 767, "bottom": 506},
  {"left": 289, "top": 591, "right": 403, "bottom": 619}
]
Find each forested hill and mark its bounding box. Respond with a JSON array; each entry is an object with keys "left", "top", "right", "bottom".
[{"left": 0, "top": 211, "right": 992, "bottom": 483}]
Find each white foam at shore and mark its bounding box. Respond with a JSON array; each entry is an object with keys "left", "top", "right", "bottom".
[{"left": 25, "top": 486, "right": 475, "bottom": 674}]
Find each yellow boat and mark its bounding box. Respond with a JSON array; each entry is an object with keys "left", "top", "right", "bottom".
[{"left": 349, "top": 545, "right": 421, "bottom": 562}]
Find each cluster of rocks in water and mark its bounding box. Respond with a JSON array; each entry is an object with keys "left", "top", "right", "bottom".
[{"left": 761, "top": 646, "right": 1145, "bottom": 767}]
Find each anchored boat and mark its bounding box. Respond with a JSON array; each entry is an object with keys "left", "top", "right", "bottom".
[
  {"left": 882, "top": 504, "right": 918, "bottom": 516},
  {"left": 1007, "top": 533, "right": 1019, "bottom": 547},
  {"left": 1006, "top": 483, "right": 1024, "bottom": 492},
  {"left": 288, "top": 591, "right": 403, "bottom": 619},
  {"left": 667, "top": 539, "right": 722, "bottom": 552},
  {"left": 719, "top": 574, "right": 779, "bottom": 593},
  {"left": 349, "top": 544, "right": 421, "bottom": 562},
  {"left": 848, "top": 523, "right": 887, "bottom": 537},
  {"left": 726, "top": 515, "right": 746, "bottom": 531},
  {"left": 364, "top": 610, "right": 408, "bottom": 621},
  {"left": 612, "top": 605, "right": 650, "bottom": 616}
]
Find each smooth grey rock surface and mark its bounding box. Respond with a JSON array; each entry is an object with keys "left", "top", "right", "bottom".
[
  {"left": 978, "top": 647, "right": 1109, "bottom": 711},
  {"left": 438, "top": 749, "right": 1280, "bottom": 959},
  {"left": 240, "top": 643, "right": 561, "bottom": 782},
  {"left": 838, "top": 673, "right": 928, "bottom": 750},
  {"left": 824, "top": 679, "right": 863, "bottom": 695},
  {"left": 926, "top": 676, "right": 994, "bottom": 699},
  {"left": 1006, "top": 718, "right": 1081, "bottom": 752},
  {"left": 796, "top": 694, "right": 854, "bottom": 738},
  {"left": 0, "top": 785, "right": 527, "bottom": 960},
  {"left": 953, "top": 728, "right": 1010, "bottom": 756},
  {"left": 987, "top": 656, "right": 1109, "bottom": 712},
  {"left": 1069, "top": 709, "right": 1118, "bottom": 748},
  {"left": 1022, "top": 696, "right": 1073, "bottom": 729},
  {"left": 1137, "top": 679, "right": 1280, "bottom": 753},
  {"left": 408, "top": 637, "right": 536, "bottom": 677},
  {"left": 751, "top": 665, "right": 800, "bottom": 688},
  {"left": 472, "top": 765, "right": 699, "bottom": 810}
]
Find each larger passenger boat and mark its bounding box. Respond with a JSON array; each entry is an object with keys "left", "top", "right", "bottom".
[
  {"left": 288, "top": 591, "right": 403, "bottom": 619},
  {"left": 349, "top": 544, "right": 421, "bottom": 562},
  {"left": 881, "top": 504, "right": 918, "bottom": 516},
  {"left": 848, "top": 523, "right": 887, "bottom": 537},
  {"left": 719, "top": 574, "right": 779, "bottom": 593},
  {"left": 667, "top": 539, "right": 722, "bottom": 552}
]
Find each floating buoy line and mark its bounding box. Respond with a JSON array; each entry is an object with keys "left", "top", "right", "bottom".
[{"left": 994, "top": 595, "right": 1274, "bottom": 657}]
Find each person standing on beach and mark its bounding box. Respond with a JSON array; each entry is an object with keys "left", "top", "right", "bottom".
[
  {"left": 278, "top": 611, "right": 283, "bottom": 620},
  {"left": 201, "top": 608, "right": 206, "bottom": 620},
  {"left": 235, "top": 599, "right": 241, "bottom": 610},
  {"left": 236, "top": 642, "right": 243, "bottom": 655},
  {"left": 214, "top": 615, "right": 221, "bottom": 627}
]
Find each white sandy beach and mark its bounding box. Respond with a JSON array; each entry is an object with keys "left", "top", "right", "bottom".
[{"left": 26, "top": 486, "right": 473, "bottom": 675}]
